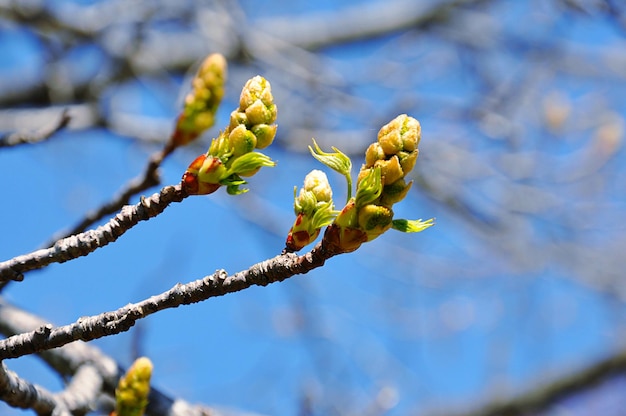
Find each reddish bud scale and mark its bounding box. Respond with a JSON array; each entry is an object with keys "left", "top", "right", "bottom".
[
  {"left": 170, "top": 114, "right": 200, "bottom": 148},
  {"left": 284, "top": 213, "right": 321, "bottom": 252},
  {"left": 181, "top": 172, "right": 220, "bottom": 195},
  {"left": 181, "top": 154, "right": 221, "bottom": 195},
  {"left": 286, "top": 229, "right": 319, "bottom": 252},
  {"left": 321, "top": 223, "right": 367, "bottom": 255}
]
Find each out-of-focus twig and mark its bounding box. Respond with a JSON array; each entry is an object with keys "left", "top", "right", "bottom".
[
  {"left": 438, "top": 349, "right": 626, "bottom": 416},
  {"left": 0, "top": 109, "right": 71, "bottom": 148},
  {"left": 0, "top": 361, "right": 61, "bottom": 414},
  {"left": 0, "top": 184, "right": 189, "bottom": 282},
  {"left": 0, "top": 298, "right": 258, "bottom": 415},
  {"left": 42, "top": 150, "right": 167, "bottom": 248},
  {"left": 56, "top": 364, "right": 103, "bottom": 415},
  {"left": 252, "top": 0, "right": 492, "bottom": 50}
]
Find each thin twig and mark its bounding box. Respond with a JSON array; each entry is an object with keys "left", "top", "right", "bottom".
[
  {"left": 253, "top": 0, "right": 491, "bottom": 50},
  {"left": 0, "top": 361, "right": 63, "bottom": 414},
  {"left": 56, "top": 364, "right": 103, "bottom": 415},
  {"left": 0, "top": 298, "right": 232, "bottom": 416},
  {"left": 42, "top": 149, "right": 172, "bottom": 248},
  {"left": 438, "top": 349, "right": 626, "bottom": 416},
  {"left": 0, "top": 241, "right": 333, "bottom": 360},
  {"left": 0, "top": 109, "right": 71, "bottom": 148},
  {"left": 0, "top": 183, "right": 188, "bottom": 282}
]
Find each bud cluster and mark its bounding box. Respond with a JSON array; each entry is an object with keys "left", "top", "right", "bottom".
[
  {"left": 182, "top": 75, "right": 278, "bottom": 195},
  {"left": 169, "top": 53, "right": 227, "bottom": 150},
  {"left": 285, "top": 170, "right": 336, "bottom": 252},
  {"left": 322, "top": 114, "right": 432, "bottom": 254},
  {"left": 113, "top": 357, "right": 153, "bottom": 416}
]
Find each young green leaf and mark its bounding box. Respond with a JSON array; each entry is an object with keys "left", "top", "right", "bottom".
[
  {"left": 391, "top": 218, "right": 435, "bottom": 233},
  {"left": 309, "top": 139, "right": 353, "bottom": 200}
]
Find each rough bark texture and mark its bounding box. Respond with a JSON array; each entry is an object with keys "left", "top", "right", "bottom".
[
  {"left": 0, "top": 242, "right": 332, "bottom": 360},
  {"left": 0, "top": 184, "right": 188, "bottom": 282},
  {"left": 0, "top": 299, "right": 248, "bottom": 416}
]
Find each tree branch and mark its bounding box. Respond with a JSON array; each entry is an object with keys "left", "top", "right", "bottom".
[
  {"left": 42, "top": 150, "right": 168, "bottom": 248},
  {"left": 0, "top": 298, "right": 260, "bottom": 415},
  {"left": 0, "top": 184, "right": 188, "bottom": 283},
  {"left": 0, "top": 361, "right": 61, "bottom": 414},
  {"left": 56, "top": 364, "right": 103, "bottom": 415},
  {"left": 0, "top": 242, "right": 333, "bottom": 360},
  {"left": 444, "top": 349, "right": 626, "bottom": 416},
  {"left": 0, "top": 109, "right": 71, "bottom": 148}
]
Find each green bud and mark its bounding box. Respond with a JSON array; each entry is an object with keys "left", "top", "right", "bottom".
[
  {"left": 357, "top": 204, "right": 394, "bottom": 241},
  {"left": 378, "top": 128, "right": 403, "bottom": 155},
  {"left": 252, "top": 124, "right": 277, "bottom": 149},
  {"left": 309, "top": 139, "right": 352, "bottom": 178},
  {"left": 296, "top": 189, "right": 318, "bottom": 214},
  {"left": 245, "top": 99, "right": 269, "bottom": 126},
  {"left": 223, "top": 176, "right": 249, "bottom": 195},
  {"left": 380, "top": 178, "right": 413, "bottom": 206},
  {"left": 229, "top": 110, "right": 248, "bottom": 131},
  {"left": 400, "top": 116, "right": 421, "bottom": 151},
  {"left": 286, "top": 199, "right": 336, "bottom": 252},
  {"left": 310, "top": 200, "right": 336, "bottom": 229},
  {"left": 170, "top": 53, "right": 227, "bottom": 149},
  {"left": 229, "top": 124, "right": 257, "bottom": 157},
  {"left": 377, "top": 114, "right": 421, "bottom": 154},
  {"left": 398, "top": 150, "right": 418, "bottom": 175},
  {"left": 365, "top": 142, "right": 385, "bottom": 167},
  {"left": 375, "top": 155, "right": 404, "bottom": 185},
  {"left": 114, "top": 357, "right": 153, "bottom": 416},
  {"left": 240, "top": 76, "right": 274, "bottom": 110},
  {"left": 208, "top": 131, "right": 231, "bottom": 158},
  {"left": 197, "top": 155, "right": 227, "bottom": 185}
]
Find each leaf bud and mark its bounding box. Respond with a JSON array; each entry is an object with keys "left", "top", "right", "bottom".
[
  {"left": 229, "top": 124, "right": 257, "bottom": 157},
  {"left": 252, "top": 124, "right": 277, "bottom": 149}
]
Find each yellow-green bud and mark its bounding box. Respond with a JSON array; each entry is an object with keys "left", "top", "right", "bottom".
[
  {"left": 334, "top": 199, "right": 358, "bottom": 229},
  {"left": 197, "top": 155, "right": 227, "bottom": 185},
  {"left": 322, "top": 200, "right": 367, "bottom": 254},
  {"left": 240, "top": 76, "right": 273, "bottom": 110},
  {"left": 114, "top": 357, "right": 153, "bottom": 416},
  {"left": 193, "top": 112, "right": 216, "bottom": 132},
  {"left": 375, "top": 155, "right": 404, "bottom": 185},
  {"left": 365, "top": 142, "right": 386, "bottom": 167},
  {"left": 377, "top": 114, "right": 421, "bottom": 154},
  {"left": 244, "top": 100, "right": 270, "bottom": 126},
  {"left": 296, "top": 189, "right": 318, "bottom": 213},
  {"left": 286, "top": 170, "right": 337, "bottom": 252},
  {"left": 378, "top": 128, "right": 403, "bottom": 155},
  {"left": 358, "top": 204, "right": 394, "bottom": 241},
  {"left": 252, "top": 124, "right": 277, "bottom": 149},
  {"left": 229, "top": 110, "right": 248, "bottom": 131},
  {"left": 380, "top": 178, "right": 413, "bottom": 206},
  {"left": 229, "top": 124, "right": 257, "bottom": 157},
  {"left": 401, "top": 116, "right": 421, "bottom": 151},
  {"left": 169, "top": 54, "right": 227, "bottom": 150},
  {"left": 398, "top": 150, "right": 418, "bottom": 175}
]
